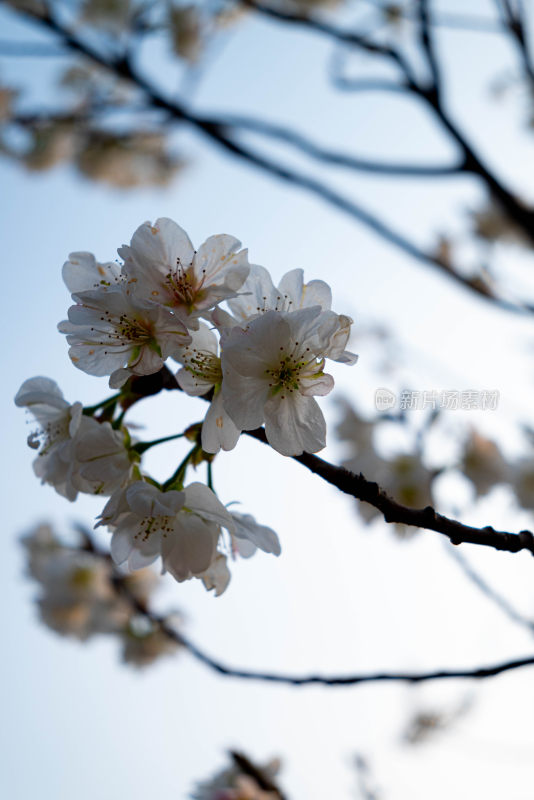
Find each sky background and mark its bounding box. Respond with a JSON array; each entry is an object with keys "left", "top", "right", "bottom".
[{"left": 3, "top": 1, "right": 534, "bottom": 798}]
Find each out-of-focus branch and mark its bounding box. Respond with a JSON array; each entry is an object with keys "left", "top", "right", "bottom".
[
  {"left": 218, "top": 112, "right": 464, "bottom": 177},
  {"left": 418, "top": 0, "right": 441, "bottom": 96},
  {"left": 230, "top": 752, "right": 288, "bottom": 800},
  {"left": 330, "top": 75, "right": 410, "bottom": 94},
  {"left": 6, "top": 1, "right": 534, "bottom": 312},
  {"left": 497, "top": 0, "right": 534, "bottom": 85},
  {"left": 98, "top": 525, "right": 534, "bottom": 688},
  {"left": 243, "top": 0, "right": 534, "bottom": 242},
  {"left": 239, "top": 0, "right": 418, "bottom": 85},
  {"left": 445, "top": 544, "right": 534, "bottom": 635}
]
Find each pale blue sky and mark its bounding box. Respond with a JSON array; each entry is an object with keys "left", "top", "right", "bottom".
[{"left": 3, "top": 2, "right": 534, "bottom": 798}]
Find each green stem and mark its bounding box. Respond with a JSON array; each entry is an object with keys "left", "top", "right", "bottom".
[
  {"left": 83, "top": 393, "right": 122, "bottom": 416},
  {"left": 112, "top": 407, "right": 128, "bottom": 430},
  {"left": 207, "top": 461, "right": 214, "bottom": 492},
  {"left": 132, "top": 432, "right": 185, "bottom": 456},
  {"left": 163, "top": 443, "right": 200, "bottom": 491}
]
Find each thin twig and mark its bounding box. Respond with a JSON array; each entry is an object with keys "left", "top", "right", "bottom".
[
  {"left": 9, "top": 1, "right": 534, "bottom": 314},
  {"left": 445, "top": 543, "right": 534, "bottom": 635}
]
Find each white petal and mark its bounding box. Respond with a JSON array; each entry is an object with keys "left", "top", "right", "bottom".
[
  {"left": 162, "top": 515, "right": 218, "bottom": 581},
  {"left": 264, "top": 393, "right": 326, "bottom": 456},
  {"left": 232, "top": 512, "right": 281, "bottom": 555},
  {"left": 110, "top": 527, "right": 134, "bottom": 566},
  {"left": 201, "top": 392, "right": 241, "bottom": 454},
  {"left": 176, "top": 367, "right": 213, "bottom": 396},
  {"left": 184, "top": 483, "right": 235, "bottom": 532},
  {"left": 127, "top": 218, "right": 194, "bottom": 272},
  {"left": 194, "top": 234, "right": 248, "bottom": 288},
  {"left": 227, "top": 264, "right": 279, "bottom": 321},
  {"left": 126, "top": 483, "right": 185, "bottom": 517},
  {"left": 201, "top": 553, "right": 231, "bottom": 596},
  {"left": 14, "top": 377, "right": 67, "bottom": 410},
  {"left": 63, "top": 252, "right": 121, "bottom": 294}
]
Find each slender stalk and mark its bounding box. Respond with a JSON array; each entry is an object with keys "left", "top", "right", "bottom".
[
  {"left": 132, "top": 432, "right": 185, "bottom": 456},
  {"left": 162, "top": 443, "right": 200, "bottom": 490}
]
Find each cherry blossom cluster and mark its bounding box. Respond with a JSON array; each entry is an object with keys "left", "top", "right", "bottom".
[{"left": 16, "top": 218, "right": 356, "bottom": 594}]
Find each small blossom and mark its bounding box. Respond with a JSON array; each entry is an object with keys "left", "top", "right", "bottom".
[
  {"left": 21, "top": 523, "right": 167, "bottom": 650},
  {"left": 118, "top": 218, "right": 250, "bottom": 326},
  {"left": 58, "top": 285, "right": 191, "bottom": 387},
  {"left": 16, "top": 376, "right": 133, "bottom": 498},
  {"left": 98, "top": 481, "right": 235, "bottom": 585},
  {"left": 15, "top": 376, "right": 84, "bottom": 501},
  {"left": 227, "top": 265, "right": 332, "bottom": 323},
  {"left": 21, "top": 532, "right": 128, "bottom": 640},
  {"left": 221, "top": 307, "right": 356, "bottom": 456}
]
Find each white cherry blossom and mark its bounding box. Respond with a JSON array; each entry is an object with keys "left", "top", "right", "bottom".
[
  {"left": 118, "top": 217, "right": 250, "bottom": 326},
  {"left": 15, "top": 376, "right": 84, "bottom": 500},
  {"left": 15, "top": 376, "right": 134, "bottom": 498},
  {"left": 221, "top": 307, "right": 357, "bottom": 455},
  {"left": 175, "top": 322, "right": 240, "bottom": 453},
  {"left": 227, "top": 264, "right": 332, "bottom": 323},
  {"left": 98, "top": 481, "right": 235, "bottom": 585},
  {"left": 58, "top": 285, "right": 191, "bottom": 387}
]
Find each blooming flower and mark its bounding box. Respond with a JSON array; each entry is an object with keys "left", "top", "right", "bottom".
[
  {"left": 16, "top": 376, "right": 134, "bottom": 498},
  {"left": 227, "top": 264, "right": 332, "bottom": 323},
  {"left": 98, "top": 481, "right": 235, "bottom": 585},
  {"left": 15, "top": 376, "right": 84, "bottom": 500},
  {"left": 21, "top": 522, "right": 168, "bottom": 651},
  {"left": 175, "top": 322, "right": 240, "bottom": 453},
  {"left": 118, "top": 218, "right": 250, "bottom": 326},
  {"left": 221, "top": 307, "right": 357, "bottom": 455},
  {"left": 58, "top": 285, "right": 191, "bottom": 387}
]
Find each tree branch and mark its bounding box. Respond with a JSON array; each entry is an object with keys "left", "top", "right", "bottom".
[
  {"left": 445, "top": 543, "right": 534, "bottom": 635},
  {"left": 219, "top": 112, "right": 465, "bottom": 177},
  {"left": 124, "top": 369, "right": 534, "bottom": 560},
  {"left": 239, "top": 0, "right": 418, "bottom": 85},
  {"left": 244, "top": 427, "right": 534, "bottom": 556},
  {"left": 243, "top": 0, "right": 534, "bottom": 243},
  {"left": 7, "top": 1, "right": 533, "bottom": 314},
  {"left": 101, "top": 532, "right": 534, "bottom": 688}
]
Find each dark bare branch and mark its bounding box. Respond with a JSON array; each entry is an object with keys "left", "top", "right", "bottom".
[{"left": 6, "top": 0, "right": 534, "bottom": 313}]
